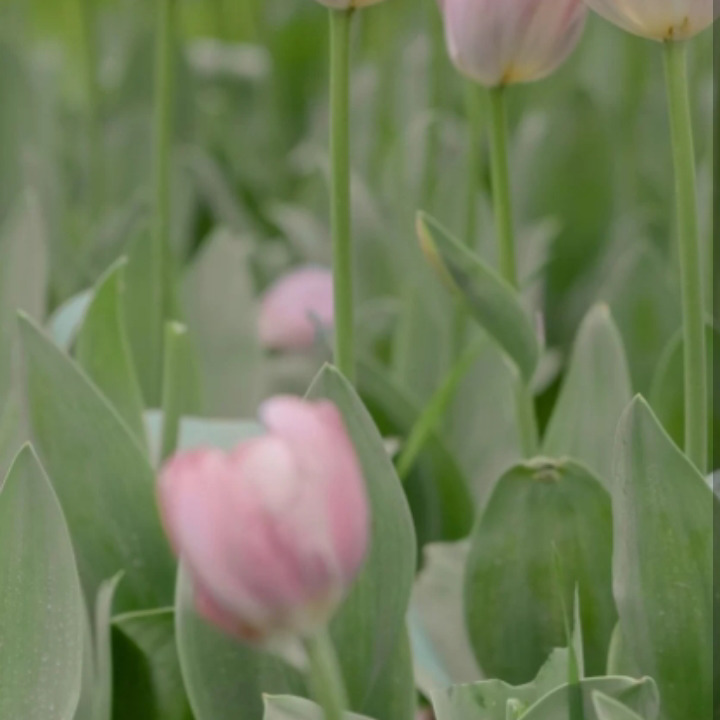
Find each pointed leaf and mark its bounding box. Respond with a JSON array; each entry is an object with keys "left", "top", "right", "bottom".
[
  {"left": 543, "top": 304, "right": 632, "bottom": 485},
  {"left": 75, "top": 259, "right": 147, "bottom": 444},
  {"left": 308, "top": 365, "right": 417, "bottom": 719},
  {"left": 593, "top": 692, "right": 646, "bottom": 720},
  {"left": 19, "top": 315, "right": 175, "bottom": 611},
  {"left": 0, "top": 445, "right": 84, "bottom": 720},
  {"left": 612, "top": 397, "right": 713, "bottom": 720},
  {"left": 465, "top": 458, "right": 616, "bottom": 683},
  {"left": 416, "top": 212, "right": 539, "bottom": 381}
]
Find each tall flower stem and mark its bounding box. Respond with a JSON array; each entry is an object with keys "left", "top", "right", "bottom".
[
  {"left": 329, "top": 9, "right": 355, "bottom": 382},
  {"left": 663, "top": 40, "right": 707, "bottom": 472},
  {"left": 487, "top": 85, "right": 538, "bottom": 457},
  {"left": 304, "top": 629, "right": 349, "bottom": 720}
]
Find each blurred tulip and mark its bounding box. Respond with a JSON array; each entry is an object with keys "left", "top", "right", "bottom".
[
  {"left": 440, "top": 0, "right": 587, "bottom": 87},
  {"left": 316, "top": 0, "right": 385, "bottom": 8},
  {"left": 258, "top": 267, "right": 334, "bottom": 351},
  {"left": 583, "top": 0, "right": 716, "bottom": 40},
  {"left": 159, "top": 396, "right": 369, "bottom": 643}
]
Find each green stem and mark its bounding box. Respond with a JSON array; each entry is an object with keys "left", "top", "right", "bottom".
[
  {"left": 304, "top": 630, "right": 348, "bottom": 720},
  {"left": 160, "top": 321, "right": 189, "bottom": 462},
  {"left": 329, "top": 9, "right": 355, "bottom": 382},
  {"left": 487, "top": 85, "right": 538, "bottom": 457},
  {"left": 78, "top": 0, "right": 103, "bottom": 215},
  {"left": 663, "top": 40, "right": 707, "bottom": 472},
  {"left": 487, "top": 86, "right": 518, "bottom": 287},
  {"left": 397, "top": 341, "right": 483, "bottom": 480}
]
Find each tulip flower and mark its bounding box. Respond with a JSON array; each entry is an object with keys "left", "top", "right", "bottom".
[
  {"left": 158, "top": 396, "right": 369, "bottom": 644},
  {"left": 440, "top": 0, "right": 588, "bottom": 87},
  {"left": 258, "top": 267, "right": 334, "bottom": 352},
  {"left": 583, "top": 0, "right": 716, "bottom": 41}
]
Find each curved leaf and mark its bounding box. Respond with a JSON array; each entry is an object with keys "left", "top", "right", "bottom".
[
  {"left": 465, "top": 458, "right": 615, "bottom": 683},
  {"left": 416, "top": 211, "right": 539, "bottom": 381},
  {"left": 0, "top": 445, "right": 84, "bottom": 720},
  {"left": 593, "top": 692, "right": 646, "bottom": 720},
  {"left": 263, "top": 696, "right": 373, "bottom": 720},
  {"left": 612, "top": 397, "right": 713, "bottom": 720},
  {"left": 542, "top": 304, "right": 632, "bottom": 486},
  {"left": 19, "top": 315, "right": 175, "bottom": 612}
]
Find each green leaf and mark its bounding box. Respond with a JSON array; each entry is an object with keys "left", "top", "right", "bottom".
[
  {"left": 182, "top": 229, "right": 264, "bottom": 417},
  {"left": 465, "top": 458, "right": 616, "bottom": 683},
  {"left": 307, "top": 365, "right": 417, "bottom": 719},
  {"left": 416, "top": 211, "right": 539, "bottom": 381},
  {"left": 593, "top": 692, "right": 646, "bottom": 720},
  {"left": 0, "top": 445, "right": 85, "bottom": 720},
  {"left": 542, "top": 304, "right": 632, "bottom": 486},
  {"left": 263, "top": 695, "right": 374, "bottom": 720},
  {"left": 612, "top": 397, "right": 713, "bottom": 720},
  {"left": 520, "top": 677, "right": 659, "bottom": 720},
  {"left": 112, "top": 608, "right": 193, "bottom": 720},
  {"left": 48, "top": 290, "right": 92, "bottom": 351},
  {"left": 18, "top": 315, "right": 175, "bottom": 612},
  {"left": 358, "top": 359, "right": 474, "bottom": 545},
  {"left": 75, "top": 259, "right": 147, "bottom": 445},
  {"left": 431, "top": 645, "right": 572, "bottom": 720},
  {"left": 176, "top": 564, "right": 305, "bottom": 720},
  {"left": 649, "top": 323, "right": 717, "bottom": 471},
  {"left": 410, "top": 541, "right": 480, "bottom": 696}
]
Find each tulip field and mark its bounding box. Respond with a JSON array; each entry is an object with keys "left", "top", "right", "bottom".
[{"left": 0, "top": 0, "right": 716, "bottom": 719}]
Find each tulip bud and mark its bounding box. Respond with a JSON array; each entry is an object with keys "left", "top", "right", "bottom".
[
  {"left": 258, "top": 267, "right": 334, "bottom": 352},
  {"left": 440, "top": 0, "right": 587, "bottom": 87},
  {"left": 316, "top": 0, "right": 384, "bottom": 9},
  {"left": 583, "top": 0, "right": 716, "bottom": 41},
  {"left": 159, "top": 396, "right": 369, "bottom": 643}
]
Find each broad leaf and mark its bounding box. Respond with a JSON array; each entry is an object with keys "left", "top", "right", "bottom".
[
  {"left": 48, "top": 290, "right": 92, "bottom": 351},
  {"left": 543, "top": 304, "right": 632, "bottom": 486},
  {"left": 465, "top": 458, "right": 615, "bottom": 683},
  {"left": 113, "top": 608, "right": 193, "bottom": 720},
  {"left": 308, "top": 366, "right": 417, "bottom": 718},
  {"left": 431, "top": 645, "right": 571, "bottom": 720},
  {"left": 263, "top": 695, "right": 374, "bottom": 720},
  {"left": 612, "top": 397, "right": 713, "bottom": 720},
  {"left": 0, "top": 445, "right": 84, "bottom": 720},
  {"left": 19, "top": 315, "right": 175, "bottom": 611},
  {"left": 416, "top": 211, "right": 539, "bottom": 381},
  {"left": 75, "top": 259, "right": 147, "bottom": 444},
  {"left": 593, "top": 692, "right": 646, "bottom": 720},
  {"left": 521, "top": 677, "right": 659, "bottom": 720}
]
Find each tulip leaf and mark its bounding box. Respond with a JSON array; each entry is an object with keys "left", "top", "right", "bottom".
[
  {"left": 592, "top": 692, "right": 646, "bottom": 720},
  {"left": 112, "top": 607, "right": 193, "bottom": 720},
  {"left": 175, "top": 564, "right": 306, "bottom": 720},
  {"left": 358, "top": 358, "right": 474, "bottom": 545},
  {"left": 542, "top": 304, "right": 632, "bottom": 486},
  {"left": 430, "top": 645, "right": 572, "bottom": 720},
  {"left": 75, "top": 259, "right": 147, "bottom": 445},
  {"left": 308, "top": 365, "right": 417, "bottom": 719},
  {"left": 48, "top": 289, "right": 92, "bottom": 351},
  {"left": 464, "top": 458, "right": 616, "bottom": 683},
  {"left": 612, "top": 397, "right": 713, "bottom": 720},
  {"left": 263, "top": 695, "right": 374, "bottom": 720},
  {"left": 416, "top": 211, "right": 539, "bottom": 381},
  {"left": 649, "top": 323, "right": 717, "bottom": 471},
  {"left": 520, "top": 677, "right": 659, "bottom": 720},
  {"left": 18, "top": 314, "right": 175, "bottom": 612},
  {"left": 0, "top": 445, "right": 85, "bottom": 720}
]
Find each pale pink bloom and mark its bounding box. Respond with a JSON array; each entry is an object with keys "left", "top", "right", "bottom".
[
  {"left": 440, "top": 0, "right": 587, "bottom": 87},
  {"left": 159, "top": 396, "right": 369, "bottom": 643},
  {"left": 416, "top": 710, "right": 435, "bottom": 720},
  {"left": 258, "top": 267, "right": 334, "bottom": 352},
  {"left": 583, "top": 0, "right": 716, "bottom": 40}
]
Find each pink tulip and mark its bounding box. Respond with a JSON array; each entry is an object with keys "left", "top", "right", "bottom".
[
  {"left": 583, "top": 0, "right": 716, "bottom": 40},
  {"left": 316, "top": 0, "right": 385, "bottom": 8},
  {"left": 440, "top": 0, "right": 587, "bottom": 87},
  {"left": 159, "top": 396, "right": 369, "bottom": 643},
  {"left": 258, "top": 267, "right": 334, "bottom": 352}
]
